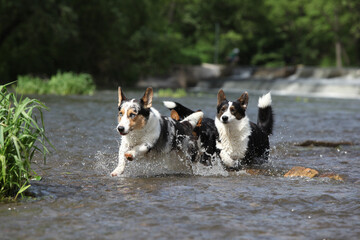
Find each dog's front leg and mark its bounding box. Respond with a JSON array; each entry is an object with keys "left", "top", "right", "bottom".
[
  {"left": 111, "top": 144, "right": 128, "bottom": 177},
  {"left": 216, "top": 140, "right": 237, "bottom": 168},
  {"left": 219, "top": 149, "right": 238, "bottom": 168},
  {"left": 124, "top": 143, "right": 151, "bottom": 161}
]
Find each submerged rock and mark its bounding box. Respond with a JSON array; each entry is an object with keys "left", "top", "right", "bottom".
[
  {"left": 284, "top": 166, "right": 319, "bottom": 178},
  {"left": 295, "top": 140, "right": 353, "bottom": 148},
  {"left": 245, "top": 166, "right": 345, "bottom": 181},
  {"left": 319, "top": 173, "right": 344, "bottom": 181}
]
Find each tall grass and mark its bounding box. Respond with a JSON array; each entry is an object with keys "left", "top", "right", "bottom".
[
  {"left": 16, "top": 72, "right": 96, "bottom": 95},
  {"left": 0, "top": 84, "right": 50, "bottom": 200}
]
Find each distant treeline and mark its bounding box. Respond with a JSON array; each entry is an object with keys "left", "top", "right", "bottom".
[{"left": 1, "top": 0, "right": 359, "bottom": 87}]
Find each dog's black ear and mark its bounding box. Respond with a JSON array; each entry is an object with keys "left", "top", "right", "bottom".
[
  {"left": 141, "top": 87, "right": 153, "bottom": 108},
  {"left": 118, "top": 87, "right": 127, "bottom": 106},
  {"left": 238, "top": 92, "right": 249, "bottom": 110},
  {"left": 217, "top": 89, "right": 226, "bottom": 105}
]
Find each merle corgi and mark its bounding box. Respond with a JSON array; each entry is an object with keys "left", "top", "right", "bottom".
[
  {"left": 110, "top": 87, "right": 203, "bottom": 177},
  {"left": 215, "top": 89, "right": 273, "bottom": 169},
  {"left": 163, "top": 101, "right": 218, "bottom": 166}
]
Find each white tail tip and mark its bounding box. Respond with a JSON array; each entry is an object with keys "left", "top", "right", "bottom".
[
  {"left": 181, "top": 111, "right": 203, "bottom": 128},
  {"left": 258, "top": 92, "right": 272, "bottom": 108},
  {"left": 163, "top": 101, "right": 176, "bottom": 109}
]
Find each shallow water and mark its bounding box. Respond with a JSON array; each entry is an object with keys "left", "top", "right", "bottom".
[{"left": 1, "top": 90, "right": 359, "bottom": 239}]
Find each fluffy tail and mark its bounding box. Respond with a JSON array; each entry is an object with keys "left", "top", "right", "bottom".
[
  {"left": 181, "top": 111, "right": 203, "bottom": 128},
  {"left": 257, "top": 92, "right": 274, "bottom": 135},
  {"left": 163, "top": 101, "right": 194, "bottom": 120}
]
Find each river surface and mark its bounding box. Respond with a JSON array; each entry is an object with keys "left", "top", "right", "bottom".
[{"left": 1, "top": 90, "right": 359, "bottom": 239}]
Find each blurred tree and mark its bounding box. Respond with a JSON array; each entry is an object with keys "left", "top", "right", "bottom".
[
  {"left": 0, "top": 0, "right": 77, "bottom": 82},
  {"left": 1, "top": 0, "right": 360, "bottom": 86}
]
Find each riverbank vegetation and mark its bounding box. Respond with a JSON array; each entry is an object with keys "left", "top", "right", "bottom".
[
  {"left": 1, "top": 0, "right": 359, "bottom": 87},
  {"left": 0, "top": 84, "right": 50, "bottom": 200},
  {"left": 156, "top": 88, "right": 187, "bottom": 98},
  {"left": 15, "top": 72, "right": 96, "bottom": 96}
]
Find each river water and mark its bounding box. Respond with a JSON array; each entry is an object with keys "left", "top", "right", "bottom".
[{"left": 1, "top": 90, "right": 359, "bottom": 239}]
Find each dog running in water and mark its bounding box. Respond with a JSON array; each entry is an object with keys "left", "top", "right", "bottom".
[
  {"left": 164, "top": 90, "right": 274, "bottom": 170},
  {"left": 215, "top": 90, "right": 273, "bottom": 169},
  {"left": 111, "top": 87, "right": 203, "bottom": 176}
]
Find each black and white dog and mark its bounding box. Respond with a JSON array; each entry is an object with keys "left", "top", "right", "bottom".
[
  {"left": 163, "top": 101, "right": 218, "bottom": 166},
  {"left": 216, "top": 90, "right": 273, "bottom": 169},
  {"left": 164, "top": 90, "right": 274, "bottom": 170},
  {"left": 111, "top": 87, "right": 203, "bottom": 177}
]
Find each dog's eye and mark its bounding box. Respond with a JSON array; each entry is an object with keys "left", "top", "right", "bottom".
[
  {"left": 119, "top": 112, "right": 123, "bottom": 117},
  {"left": 129, "top": 113, "right": 136, "bottom": 119}
]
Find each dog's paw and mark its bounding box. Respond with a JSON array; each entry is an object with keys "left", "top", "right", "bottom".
[
  {"left": 124, "top": 151, "right": 135, "bottom": 161},
  {"left": 220, "top": 151, "right": 237, "bottom": 168},
  {"left": 110, "top": 167, "right": 124, "bottom": 177},
  {"left": 138, "top": 144, "right": 149, "bottom": 153}
]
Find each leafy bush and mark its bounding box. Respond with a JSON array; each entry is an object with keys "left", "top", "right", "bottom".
[
  {"left": 0, "top": 84, "right": 50, "bottom": 200},
  {"left": 48, "top": 72, "right": 95, "bottom": 95},
  {"left": 156, "top": 88, "right": 187, "bottom": 98},
  {"left": 16, "top": 75, "right": 49, "bottom": 95},
  {"left": 15, "top": 72, "right": 96, "bottom": 95}
]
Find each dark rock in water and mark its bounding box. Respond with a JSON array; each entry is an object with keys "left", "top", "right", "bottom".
[
  {"left": 252, "top": 66, "right": 297, "bottom": 80},
  {"left": 295, "top": 140, "right": 353, "bottom": 148},
  {"left": 319, "top": 173, "right": 344, "bottom": 181},
  {"left": 284, "top": 166, "right": 319, "bottom": 178}
]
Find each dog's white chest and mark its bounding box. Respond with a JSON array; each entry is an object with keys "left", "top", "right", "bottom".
[{"left": 215, "top": 117, "right": 251, "bottom": 160}]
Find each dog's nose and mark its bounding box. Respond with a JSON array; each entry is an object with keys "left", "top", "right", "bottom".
[
  {"left": 117, "top": 126, "right": 125, "bottom": 133},
  {"left": 222, "top": 116, "right": 228, "bottom": 122}
]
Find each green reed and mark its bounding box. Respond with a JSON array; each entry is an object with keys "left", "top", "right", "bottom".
[
  {"left": 16, "top": 71, "right": 96, "bottom": 96},
  {"left": 0, "top": 84, "right": 51, "bottom": 200}
]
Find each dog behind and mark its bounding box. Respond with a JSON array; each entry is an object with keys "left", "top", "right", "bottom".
[{"left": 163, "top": 101, "right": 218, "bottom": 166}]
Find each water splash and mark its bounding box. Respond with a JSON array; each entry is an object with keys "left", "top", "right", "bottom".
[
  {"left": 192, "top": 157, "right": 229, "bottom": 177},
  {"left": 94, "top": 150, "right": 117, "bottom": 175}
]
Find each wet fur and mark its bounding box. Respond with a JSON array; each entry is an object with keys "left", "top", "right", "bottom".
[
  {"left": 216, "top": 90, "right": 273, "bottom": 169},
  {"left": 163, "top": 101, "right": 219, "bottom": 166},
  {"left": 111, "top": 87, "right": 202, "bottom": 176},
  {"left": 163, "top": 90, "right": 274, "bottom": 170}
]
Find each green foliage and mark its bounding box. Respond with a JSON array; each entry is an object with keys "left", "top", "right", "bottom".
[
  {"left": 156, "top": 88, "right": 187, "bottom": 98},
  {"left": 16, "top": 76, "right": 48, "bottom": 95},
  {"left": 16, "top": 72, "right": 95, "bottom": 95},
  {"left": 1, "top": 0, "right": 360, "bottom": 85},
  {"left": 48, "top": 72, "right": 95, "bottom": 95},
  {"left": 0, "top": 84, "right": 50, "bottom": 199}
]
